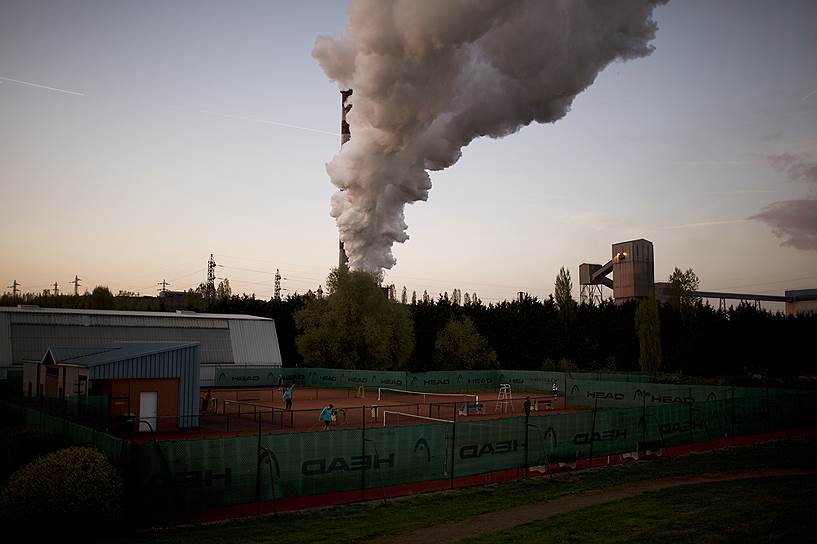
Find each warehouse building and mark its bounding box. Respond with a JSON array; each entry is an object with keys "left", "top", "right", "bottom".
[
  {"left": 0, "top": 306, "right": 282, "bottom": 384},
  {"left": 24, "top": 342, "right": 200, "bottom": 430}
]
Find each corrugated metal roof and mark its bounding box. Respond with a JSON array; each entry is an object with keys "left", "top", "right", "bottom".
[
  {"left": 48, "top": 342, "right": 199, "bottom": 368},
  {"left": 0, "top": 306, "right": 271, "bottom": 321},
  {"left": 229, "top": 320, "right": 282, "bottom": 365}
]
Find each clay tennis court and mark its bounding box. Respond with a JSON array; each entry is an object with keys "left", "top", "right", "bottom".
[{"left": 188, "top": 385, "right": 583, "bottom": 438}]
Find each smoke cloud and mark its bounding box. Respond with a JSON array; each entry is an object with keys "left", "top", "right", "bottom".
[
  {"left": 751, "top": 199, "right": 817, "bottom": 251},
  {"left": 314, "top": 0, "right": 667, "bottom": 273},
  {"left": 751, "top": 153, "right": 817, "bottom": 252},
  {"left": 767, "top": 153, "right": 817, "bottom": 186}
]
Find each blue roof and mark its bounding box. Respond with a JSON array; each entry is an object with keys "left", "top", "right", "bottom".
[{"left": 45, "top": 342, "right": 199, "bottom": 368}]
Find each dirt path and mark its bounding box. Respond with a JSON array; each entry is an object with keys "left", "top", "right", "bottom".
[{"left": 371, "top": 469, "right": 817, "bottom": 544}]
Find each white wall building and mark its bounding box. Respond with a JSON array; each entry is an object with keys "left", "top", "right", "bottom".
[{"left": 0, "top": 306, "right": 282, "bottom": 385}]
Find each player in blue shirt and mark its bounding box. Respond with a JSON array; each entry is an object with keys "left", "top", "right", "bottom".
[
  {"left": 319, "top": 403, "right": 335, "bottom": 430},
  {"left": 283, "top": 384, "right": 294, "bottom": 410}
]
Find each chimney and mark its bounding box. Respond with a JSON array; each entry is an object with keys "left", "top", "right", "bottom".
[{"left": 339, "top": 89, "right": 352, "bottom": 270}]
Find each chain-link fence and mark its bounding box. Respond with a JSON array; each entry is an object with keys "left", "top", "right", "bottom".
[
  {"left": 3, "top": 383, "right": 816, "bottom": 527},
  {"left": 215, "top": 368, "right": 650, "bottom": 392}
]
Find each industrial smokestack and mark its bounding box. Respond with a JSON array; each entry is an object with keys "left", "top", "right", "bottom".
[
  {"left": 338, "top": 89, "right": 352, "bottom": 270},
  {"left": 315, "top": 0, "right": 667, "bottom": 275}
]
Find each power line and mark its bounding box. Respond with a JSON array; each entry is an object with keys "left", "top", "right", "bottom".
[
  {"left": 69, "top": 275, "right": 81, "bottom": 296},
  {"left": 6, "top": 280, "right": 20, "bottom": 300}
]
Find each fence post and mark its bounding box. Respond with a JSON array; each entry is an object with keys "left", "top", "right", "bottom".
[
  {"left": 524, "top": 411, "right": 529, "bottom": 478},
  {"left": 688, "top": 386, "right": 694, "bottom": 453},
  {"left": 765, "top": 387, "right": 771, "bottom": 438},
  {"left": 641, "top": 389, "right": 646, "bottom": 454},
  {"left": 361, "top": 405, "right": 366, "bottom": 501},
  {"left": 588, "top": 396, "right": 598, "bottom": 467},
  {"left": 450, "top": 409, "right": 457, "bottom": 490},
  {"left": 731, "top": 385, "right": 735, "bottom": 446},
  {"left": 564, "top": 372, "right": 569, "bottom": 409},
  {"left": 255, "top": 413, "right": 262, "bottom": 515}
]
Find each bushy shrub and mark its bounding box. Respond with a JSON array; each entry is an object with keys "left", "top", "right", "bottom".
[
  {"left": 0, "top": 446, "right": 122, "bottom": 529},
  {"left": 0, "top": 426, "right": 66, "bottom": 485}
]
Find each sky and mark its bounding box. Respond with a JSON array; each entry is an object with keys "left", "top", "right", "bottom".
[{"left": 1, "top": 0, "right": 816, "bottom": 307}]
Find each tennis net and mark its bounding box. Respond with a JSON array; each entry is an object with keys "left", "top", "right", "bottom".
[
  {"left": 382, "top": 410, "right": 453, "bottom": 427},
  {"left": 377, "top": 387, "right": 479, "bottom": 404}
]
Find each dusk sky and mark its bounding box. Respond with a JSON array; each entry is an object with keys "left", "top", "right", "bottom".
[{"left": 2, "top": 0, "right": 816, "bottom": 306}]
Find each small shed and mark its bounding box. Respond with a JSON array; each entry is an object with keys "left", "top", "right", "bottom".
[{"left": 23, "top": 342, "right": 200, "bottom": 431}]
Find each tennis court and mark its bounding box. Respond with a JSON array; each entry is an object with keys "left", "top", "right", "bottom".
[{"left": 193, "top": 384, "right": 577, "bottom": 437}]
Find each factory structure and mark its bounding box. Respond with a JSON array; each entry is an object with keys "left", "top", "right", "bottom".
[
  {"left": 580, "top": 238, "right": 817, "bottom": 315},
  {"left": 339, "top": 88, "right": 352, "bottom": 270},
  {"left": 0, "top": 306, "right": 282, "bottom": 384}
]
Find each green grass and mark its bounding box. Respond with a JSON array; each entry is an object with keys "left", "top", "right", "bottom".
[
  {"left": 463, "top": 475, "right": 817, "bottom": 544},
  {"left": 114, "top": 437, "right": 817, "bottom": 544}
]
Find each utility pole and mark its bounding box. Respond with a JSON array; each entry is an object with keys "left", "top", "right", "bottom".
[
  {"left": 274, "top": 269, "right": 282, "bottom": 300},
  {"left": 52, "top": 282, "right": 60, "bottom": 296},
  {"left": 207, "top": 254, "right": 216, "bottom": 301},
  {"left": 70, "top": 276, "right": 82, "bottom": 296},
  {"left": 157, "top": 279, "right": 170, "bottom": 294},
  {"left": 7, "top": 280, "right": 20, "bottom": 300}
]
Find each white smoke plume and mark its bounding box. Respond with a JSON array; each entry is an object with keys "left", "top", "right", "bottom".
[{"left": 314, "top": 0, "right": 668, "bottom": 273}]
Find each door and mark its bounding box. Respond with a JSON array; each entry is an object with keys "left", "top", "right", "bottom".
[{"left": 139, "top": 391, "right": 158, "bottom": 433}]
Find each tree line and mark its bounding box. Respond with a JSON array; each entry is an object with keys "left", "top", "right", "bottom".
[{"left": 3, "top": 266, "right": 813, "bottom": 381}]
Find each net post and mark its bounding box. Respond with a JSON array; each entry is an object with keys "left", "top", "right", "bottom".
[{"left": 361, "top": 404, "right": 366, "bottom": 501}]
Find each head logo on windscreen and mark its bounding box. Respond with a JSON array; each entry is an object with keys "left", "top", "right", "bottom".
[
  {"left": 413, "top": 438, "right": 432, "bottom": 463},
  {"left": 543, "top": 426, "right": 558, "bottom": 448},
  {"left": 259, "top": 448, "right": 281, "bottom": 478}
]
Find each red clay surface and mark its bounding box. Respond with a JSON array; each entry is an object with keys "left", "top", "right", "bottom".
[{"left": 135, "top": 386, "right": 583, "bottom": 441}]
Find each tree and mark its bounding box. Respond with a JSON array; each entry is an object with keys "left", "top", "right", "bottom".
[
  {"left": 635, "top": 296, "right": 662, "bottom": 374},
  {"left": 667, "top": 267, "right": 700, "bottom": 309},
  {"left": 463, "top": 292, "right": 471, "bottom": 305},
  {"left": 422, "top": 290, "right": 430, "bottom": 303},
  {"left": 411, "top": 290, "right": 417, "bottom": 304},
  {"left": 554, "top": 267, "right": 577, "bottom": 321},
  {"left": 434, "top": 316, "right": 498, "bottom": 370},
  {"left": 88, "top": 286, "right": 114, "bottom": 310},
  {"left": 401, "top": 286, "right": 407, "bottom": 304},
  {"left": 295, "top": 267, "right": 414, "bottom": 370},
  {"left": 216, "top": 278, "right": 232, "bottom": 302}
]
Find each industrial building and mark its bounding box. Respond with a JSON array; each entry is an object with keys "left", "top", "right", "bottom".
[
  {"left": 581, "top": 239, "right": 815, "bottom": 314},
  {"left": 0, "top": 307, "right": 282, "bottom": 384},
  {"left": 23, "top": 342, "right": 200, "bottom": 431},
  {"left": 580, "top": 239, "right": 655, "bottom": 304}
]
